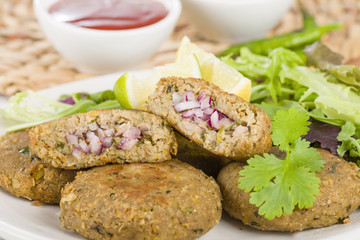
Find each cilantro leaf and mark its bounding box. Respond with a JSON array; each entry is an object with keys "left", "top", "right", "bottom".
[
  {"left": 238, "top": 107, "right": 324, "bottom": 220},
  {"left": 238, "top": 154, "right": 284, "bottom": 192},
  {"left": 287, "top": 166, "right": 321, "bottom": 209},
  {"left": 290, "top": 139, "right": 324, "bottom": 172},
  {"left": 271, "top": 107, "right": 310, "bottom": 151},
  {"left": 250, "top": 181, "right": 293, "bottom": 220}
]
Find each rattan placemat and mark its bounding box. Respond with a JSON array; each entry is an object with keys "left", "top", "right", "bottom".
[{"left": 1, "top": 0, "right": 359, "bottom": 96}]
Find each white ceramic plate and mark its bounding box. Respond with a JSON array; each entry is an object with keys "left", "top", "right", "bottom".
[{"left": 0, "top": 70, "right": 359, "bottom": 240}]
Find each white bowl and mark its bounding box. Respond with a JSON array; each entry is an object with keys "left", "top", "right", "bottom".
[
  {"left": 181, "top": 0, "right": 294, "bottom": 43},
  {"left": 33, "top": 0, "right": 181, "bottom": 74}
]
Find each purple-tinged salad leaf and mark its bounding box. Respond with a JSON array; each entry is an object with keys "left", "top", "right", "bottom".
[{"left": 302, "top": 119, "right": 341, "bottom": 155}]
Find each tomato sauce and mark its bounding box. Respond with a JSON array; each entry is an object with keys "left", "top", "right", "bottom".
[{"left": 49, "top": 0, "right": 168, "bottom": 30}]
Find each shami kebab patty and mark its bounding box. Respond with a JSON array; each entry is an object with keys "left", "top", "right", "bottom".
[
  {"left": 217, "top": 148, "right": 360, "bottom": 231},
  {"left": 29, "top": 109, "right": 178, "bottom": 169},
  {"left": 146, "top": 77, "right": 272, "bottom": 161},
  {"left": 60, "top": 159, "right": 222, "bottom": 240},
  {"left": 0, "top": 130, "right": 76, "bottom": 204}
]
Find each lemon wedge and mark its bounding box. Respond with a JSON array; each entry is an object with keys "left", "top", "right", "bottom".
[
  {"left": 176, "top": 36, "right": 251, "bottom": 101},
  {"left": 114, "top": 36, "right": 252, "bottom": 110}
]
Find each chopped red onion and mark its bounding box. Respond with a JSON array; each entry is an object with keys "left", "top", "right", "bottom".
[
  {"left": 89, "top": 122, "right": 99, "bottom": 131},
  {"left": 115, "top": 124, "right": 129, "bottom": 136},
  {"left": 118, "top": 138, "right": 139, "bottom": 149},
  {"left": 219, "top": 118, "right": 234, "bottom": 128},
  {"left": 210, "top": 111, "right": 222, "bottom": 130},
  {"left": 104, "top": 128, "right": 115, "bottom": 137},
  {"left": 172, "top": 92, "right": 184, "bottom": 105},
  {"left": 173, "top": 90, "right": 237, "bottom": 131},
  {"left": 100, "top": 123, "right": 110, "bottom": 129},
  {"left": 68, "top": 122, "right": 143, "bottom": 157},
  {"left": 72, "top": 147, "right": 82, "bottom": 159},
  {"left": 203, "top": 107, "right": 214, "bottom": 115},
  {"left": 102, "top": 137, "right": 113, "bottom": 148},
  {"left": 74, "top": 129, "right": 84, "bottom": 137},
  {"left": 197, "top": 91, "right": 206, "bottom": 101},
  {"left": 182, "top": 110, "right": 195, "bottom": 118},
  {"left": 123, "top": 126, "right": 141, "bottom": 139},
  {"left": 97, "top": 128, "right": 106, "bottom": 140},
  {"left": 200, "top": 96, "right": 211, "bottom": 109},
  {"left": 89, "top": 134, "right": 102, "bottom": 155},
  {"left": 232, "top": 125, "right": 249, "bottom": 137},
  {"left": 66, "top": 134, "right": 79, "bottom": 147},
  {"left": 86, "top": 131, "right": 96, "bottom": 139},
  {"left": 79, "top": 141, "right": 90, "bottom": 153},
  {"left": 185, "top": 90, "right": 195, "bottom": 101},
  {"left": 194, "top": 108, "right": 204, "bottom": 118},
  {"left": 173, "top": 101, "right": 200, "bottom": 112}
]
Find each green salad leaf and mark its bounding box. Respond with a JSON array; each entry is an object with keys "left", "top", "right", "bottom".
[
  {"left": 337, "top": 121, "right": 360, "bottom": 157},
  {"left": 2, "top": 90, "right": 71, "bottom": 123},
  {"left": 222, "top": 42, "right": 360, "bottom": 161},
  {"left": 2, "top": 89, "right": 121, "bottom": 132},
  {"left": 238, "top": 107, "right": 324, "bottom": 220},
  {"left": 304, "top": 41, "right": 360, "bottom": 88}
]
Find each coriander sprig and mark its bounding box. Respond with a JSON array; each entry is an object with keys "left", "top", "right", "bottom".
[{"left": 238, "top": 107, "right": 324, "bottom": 220}]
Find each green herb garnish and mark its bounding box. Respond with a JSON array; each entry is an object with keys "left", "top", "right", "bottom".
[{"left": 238, "top": 107, "right": 324, "bottom": 220}]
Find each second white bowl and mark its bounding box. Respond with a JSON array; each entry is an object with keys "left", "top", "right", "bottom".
[{"left": 182, "top": 0, "right": 294, "bottom": 43}]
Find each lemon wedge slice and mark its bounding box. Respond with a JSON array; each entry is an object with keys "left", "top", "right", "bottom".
[{"left": 114, "top": 36, "right": 252, "bottom": 110}]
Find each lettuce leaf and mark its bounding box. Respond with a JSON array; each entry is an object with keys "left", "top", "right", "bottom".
[
  {"left": 1, "top": 90, "right": 121, "bottom": 132},
  {"left": 304, "top": 41, "right": 360, "bottom": 88}
]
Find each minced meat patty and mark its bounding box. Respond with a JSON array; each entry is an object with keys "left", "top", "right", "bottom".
[
  {"left": 146, "top": 77, "right": 272, "bottom": 161},
  {"left": 0, "top": 130, "right": 76, "bottom": 204},
  {"left": 29, "top": 109, "right": 177, "bottom": 169},
  {"left": 60, "top": 159, "right": 222, "bottom": 240},
  {"left": 217, "top": 148, "right": 360, "bottom": 231}
]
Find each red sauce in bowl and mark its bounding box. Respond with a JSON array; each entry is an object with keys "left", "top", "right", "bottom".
[{"left": 49, "top": 0, "right": 169, "bottom": 30}]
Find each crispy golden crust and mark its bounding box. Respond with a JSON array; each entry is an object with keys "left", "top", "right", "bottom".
[
  {"left": 0, "top": 130, "right": 76, "bottom": 204},
  {"left": 60, "top": 160, "right": 222, "bottom": 240},
  {"left": 217, "top": 148, "right": 360, "bottom": 231},
  {"left": 29, "top": 109, "right": 177, "bottom": 169},
  {"left": 146, "top": 77, "right": 272, "bottom": 161}
]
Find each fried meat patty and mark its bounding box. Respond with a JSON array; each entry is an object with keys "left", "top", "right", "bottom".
[
  {"left": 146, "top": 77, "right": 272, "bottom": 161},
  {"left": 29, "top": 109, "right": 177, "bottom": 169},
  {"left": 60, "top": 160, "right": 222, "bottom": 240},
  {"left": 0, "top": 130, "right": 76, "bottom": 204},
  {"left": 217, "top": 148, "right": 360, "bottom": 231}
]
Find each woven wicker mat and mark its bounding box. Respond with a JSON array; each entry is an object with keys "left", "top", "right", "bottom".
[{"left": 1, "top": 0, "right": 360, "bottom": 96}]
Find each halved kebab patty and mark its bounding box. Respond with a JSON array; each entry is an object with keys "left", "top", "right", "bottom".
[
  {"left": 146, "top": 77, "right": 272, "bottom": 161},
  {"left": 29, "top": 109, "right": 177, "bottom": 169}
]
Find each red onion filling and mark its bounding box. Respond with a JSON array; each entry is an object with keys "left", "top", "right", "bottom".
[
  {"left": 66, "top": 122, "right": 143, "bottom": 159},
  {"left": 172, "top": 90, "right": 250, "bottom": 134}
]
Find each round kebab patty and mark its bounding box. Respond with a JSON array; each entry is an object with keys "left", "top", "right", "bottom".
[
  {"left": 217, "top": 148, "right": 360, "bottom": 231},
  {"left": 60, "top": 159, "right": 222, "bottom": 240},
  {"left": 0, "top": 130, "right": 76, "bottom": 204}
]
